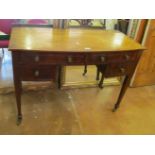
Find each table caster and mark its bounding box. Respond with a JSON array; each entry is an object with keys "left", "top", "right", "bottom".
[
  {"left": 16, "top": 115, "right": 22, "bottom": 125},
  {"left": 112, "top": 104, "right": 119, "bottom": 112},
  {"left": 98, "top": 83, "right": 104, "bottom": 89}
]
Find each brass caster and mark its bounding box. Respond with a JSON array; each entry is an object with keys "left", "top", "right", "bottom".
[
  {"left": 82, "top": 73, "right": 86, "bottom": 76},
  {"left": 112, "top": 104, "right": 119, "bottom": 112},
  {"left": 16, "top": 115, "right": 22, "bottom": 126},
  {"left": 98, "top": 83, "right": 104, "bottom": 89}
]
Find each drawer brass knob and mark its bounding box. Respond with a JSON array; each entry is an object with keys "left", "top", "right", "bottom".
[
  {"left": 100, "top": 56, "right": 105, "bottom": 63},
  {"left": 125, "top": 54, "right": 130, "bottom": 60},
  {"left": 34, "top": 70, "right": 39, "bottom": 77},
  {"left": 68, "top": 56, "right": 73, "bottom": 63},
  {"left": 34, "top": 55, "right": 40, "bottom": 62},
  {"left": 120, "top": 68, "right": 125, "bottom": 73}
]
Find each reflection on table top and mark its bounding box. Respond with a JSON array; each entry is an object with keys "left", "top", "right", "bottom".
[{"left": 9, "top": 27, "right": 145, "bottom": 52}]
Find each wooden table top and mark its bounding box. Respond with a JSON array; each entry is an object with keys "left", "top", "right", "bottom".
[{"left": 9, "top": 27, "right": 145, "bottom": 52}]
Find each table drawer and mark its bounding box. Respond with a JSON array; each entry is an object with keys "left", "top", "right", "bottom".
[
  {"left": 19, "top": 52, "right": 85, "bottom": 65},
  {"left": 104, "top": 62, "right": 135, "bottom": 77},
  {"left": 87, "top": 52, "right": 137, "bottom": 65},
  {"left": 19, "top": 65, "right": 57, "bottom": 81}
]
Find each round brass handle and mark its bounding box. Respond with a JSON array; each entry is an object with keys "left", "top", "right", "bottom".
[
  {"left": 68, "top": 56, "right": 73, "bottom": 63},
  {"left": 100, "top": 56, "right": 105, "bottom": 63},
  {"left": 34, "top": 55, "right": 40, "bottom": 62},
  {"left": 125, "top": 54, "right": 130, "bottom": 60},
  {"left": 34, "top": 70, "right": 39, "bottom": 77},
  {"left": 120, "top": 67, "right": 125, "bottom": 73}
]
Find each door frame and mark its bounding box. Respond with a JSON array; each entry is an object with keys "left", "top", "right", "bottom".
[{"left": 130, "top": 19, "right": 151, "bottom": 87}]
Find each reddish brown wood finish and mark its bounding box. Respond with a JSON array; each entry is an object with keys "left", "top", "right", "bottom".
[
  {"left": 20, "top": 65, "right": 57, "bottom": 81},
  {"left": 9, "top": 27, "right": 145, "bottom": 123}
]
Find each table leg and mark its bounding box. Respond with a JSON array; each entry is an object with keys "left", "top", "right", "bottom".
[
  {"left": 112, "top": 75, "right": 131, "bottom": 112},
  {"left": 97, "top": 64, "right": 106, "bottom": 88},
  {"left": 58, "top": 66, "right": 62, "bottom": 89},
  {"left": 82, "top": 65, "right": 87, "bottom": 76},
  {"left": 98, "top": 73, "right": 104, "bottom": 89},
  {"left": 14, "top": 75, "right": 22, "bottom": 125},
  {"left": 12, "top": 52, "right": 23, "bottom": 125}
]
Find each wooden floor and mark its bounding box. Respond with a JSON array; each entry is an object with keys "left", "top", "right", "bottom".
[{"left": 0, "top": 85, "right": 155, "bottom": 135}]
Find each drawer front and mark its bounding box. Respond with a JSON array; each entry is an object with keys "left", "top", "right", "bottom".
[
  {"left": 104, "top": 62, "right": 135, "bottom": 77},
  {"left": 19, "top": 65, "right": 57, "bottom": 81},
  {"left": 87, "top": 52, "right": 137, "bottom": 65},
  {"left": 19, "top": 52, "right": 85, "bottom": 65}
]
